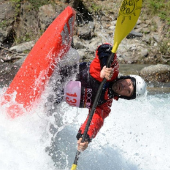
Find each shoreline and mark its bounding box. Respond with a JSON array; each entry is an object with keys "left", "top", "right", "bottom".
[{"left": 119, "top": 64, "right": 170, "bottom": 94}]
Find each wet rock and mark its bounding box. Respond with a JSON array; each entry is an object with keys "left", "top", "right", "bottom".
[
  {"left": 77, "top": 21, "right": 95, "bottom": 40},
  {"left": 38, "top": 4, "right": 58, "bottom": 31},
  {"left": 126, "top": 30, "right": 143, "bottom": 39},
  {"left": 140, "top": 64, "right": 170, "bottom": 83},
  {"left": 141, "top": 27, "right": 150, "bottom": 34},
  {"left": 0, "top": 1, "right": 15, "bottom": 43},
  {"left": 9, "top": 41, "right": 35, "bottom": 53},
  {"left": 142, "top": 35, "right": 151, "bottom": 44},
  {"left": 153, "top": 34, "right": 160, "bottom": 42},
  {"left": 13, "top": 2, "right": 40, "bottom": 43},
  {"left": 0, "top": 55, "right": 27, "bottom": 87},
  {"left": 141, "top": 49, "right": 149, "bottom": 58},
  {"left": 73, "top": 36, "right": 86, "bottom": 49}
]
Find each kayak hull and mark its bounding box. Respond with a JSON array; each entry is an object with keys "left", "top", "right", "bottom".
[{"left": 1, "top": 6, "right": 76, "bottom": 118}]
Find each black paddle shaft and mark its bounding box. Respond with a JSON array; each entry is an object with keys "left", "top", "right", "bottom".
[
  {"left": 82, "top": 52, "right": 115, "bottom": 142},
  {"left": 73, "top": 52, "right": 115, "bottom": 165}
]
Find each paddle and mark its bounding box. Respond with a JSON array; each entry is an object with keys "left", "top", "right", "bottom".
[{"left": 71, "top": 0, "right": 142, "bottom": 169}]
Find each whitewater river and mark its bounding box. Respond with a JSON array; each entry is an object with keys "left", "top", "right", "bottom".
[
  {"left": 0, "top": 84, "right": 170, "bottom": 170},
  {"left": 0, "top": 46, "right": 170, "bottom": 170}
]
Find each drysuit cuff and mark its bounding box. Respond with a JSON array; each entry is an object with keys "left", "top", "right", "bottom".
[{"left": 76, "top": 130, "right": 92, "bottom": 143}]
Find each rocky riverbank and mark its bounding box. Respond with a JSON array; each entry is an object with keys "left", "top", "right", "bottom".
[{"left": 0, "top": 0, "right": 170, "bottom": 92}]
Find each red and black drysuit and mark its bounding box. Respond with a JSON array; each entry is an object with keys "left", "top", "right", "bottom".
[{"left": 76, "top": 43, "right": 119, "bottom": 142}]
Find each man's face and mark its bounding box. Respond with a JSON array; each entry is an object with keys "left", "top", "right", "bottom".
[{"left": 112, "top": 79, "right": 134, "bottom": 97}]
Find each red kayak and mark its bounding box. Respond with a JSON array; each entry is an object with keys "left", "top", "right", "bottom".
[{"left": 1, "top": 6, "right": 76, "bottom": 118}]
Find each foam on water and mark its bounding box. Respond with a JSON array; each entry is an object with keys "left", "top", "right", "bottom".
[
  {"left": 94, "top": 94, "right": 170, "bottom": 170},
  {"left": 1, "top": 49, "right": 170, "bottom": 170},
  {"left": 45, "top": 93, "right": 170, "bottom": 170},
  {"left": 37, "top": 87, "right": 170, "bottom": 170},
  {"left": 1, "top": 88, "right": 170, "bottom": 170},
  {"left": 0, "top": 88, "right": 55, "bottom": 170}
]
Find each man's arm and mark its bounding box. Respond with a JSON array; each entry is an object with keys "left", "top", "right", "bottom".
[
  {"left": 76, "top": 99, "right": 113, "bottom": 146},
  {"left": 89, "top": 43, "right": 119, "bottom": 82},
  {"left": 76, "top": 43, "right": 117, "bottom": 151}
]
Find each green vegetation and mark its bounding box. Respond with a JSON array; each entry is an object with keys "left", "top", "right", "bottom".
[
  {"left": 143, "top": 0, "right": 170, "bottom": 25},
  {"left": 10, "top": 0, "right": 22, "bottom": 19},
  {"left": 0, "top": 20, "right": 8, "bottom": 28},
  {"left": 81, "top": 0, "right": 103, "bottom": 14},
  {"left": 7, "top": 0, "right": 170, "bottom": 55},
  {"left": 142, "top": 0, "right": 170, "bottom": 54},
  {"left": 159, "top": 40, "right": 170, "bottom": 55},
  {"left": 0, "top": 19, "right": 14, "bottom": 29},
  {"left": 9, "top": 0, "right": 55, "bottom": 44},
  {"left": 14, "top": 32, "right": 31, "bottom": 44},
  {"left": 10, "top": 0, "right": 55, "bottom": 11},
  {"left": 89, "top": 3, "right": 102, "bottom": 13},
  {"left": 27, "top": 0, "right": 54, "bottom": 11}
]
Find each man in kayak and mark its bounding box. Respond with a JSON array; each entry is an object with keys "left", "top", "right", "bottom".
[{"left": 63, "top": 43, "right": 147, "bottom": 151}]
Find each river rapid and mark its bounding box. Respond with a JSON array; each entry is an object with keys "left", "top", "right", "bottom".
[
  {"left": 0, "top": 47, "right": 170, "bottom": 170},
  {"left": 0, "top": 83, "right": 170, "bottom": 170}
]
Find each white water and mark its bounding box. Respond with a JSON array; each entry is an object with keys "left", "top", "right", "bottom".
[
  {"left": 1, "top": 86, "right": 170, "bottom": 170},
  {"left": 0, "top": 89, "right": 55, "bottom": 170},
  {"left": 0, "top": 47, "right": 170, "bottom": 170}
]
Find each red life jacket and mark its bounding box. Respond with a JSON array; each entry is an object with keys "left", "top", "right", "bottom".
[{"left": 77, "top": 43, "right": 119, "bottom": 141}]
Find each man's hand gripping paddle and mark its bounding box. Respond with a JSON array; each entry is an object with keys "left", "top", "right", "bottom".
[{"left": 71, "top": 0, "right": 142, "bottom": 169}]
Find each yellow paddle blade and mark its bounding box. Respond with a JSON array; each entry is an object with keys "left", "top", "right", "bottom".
[
  {"left": 112, "top": 0, "right": 142, "bottom": 53},
  {"left": 71, "top": 164, "right": 77, "bottom": 170}
]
